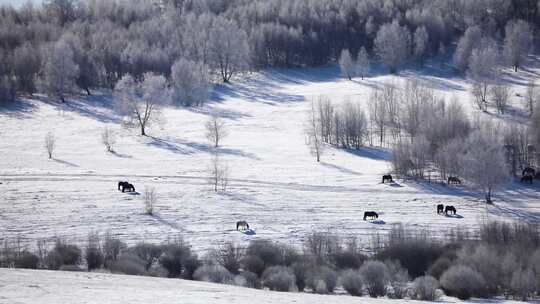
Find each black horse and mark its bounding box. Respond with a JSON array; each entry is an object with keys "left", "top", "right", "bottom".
[
  {"left": 437, "top": 204, "right": 444, "bottom": 214},
  {"left": 363, "top": 211, "right": 378, "bottom": 220},
  {"left": 236, "top": 221, "right": 250, "bottom": 231},
  {"left": 445, "top": 205, "right": 456, "bottom": 215},
  {"left": 118, "top": 181, "right": 135, "bottom": 192},
  {"left": 447, "top": 176, "right": 461, "bottom": 185},
  {"left": 523, "top": 167, "right": 536, "bottom": 177},
  {"left": 521, "top": 175, "right": 533, "bottom": 184},
  {"left": 382, "top": 175, "right": 393, "bottom": 183}
]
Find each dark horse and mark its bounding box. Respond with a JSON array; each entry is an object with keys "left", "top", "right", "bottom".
[
  {"left": 521, "top": 175, "right": 533, "bottom": 184},
  {"left": 236, "top": 221, "right": 250, "bottom": 231},
  {"left": 363, "top": 211, "right": 378, "bottom": 220},
  {"left": 118, "top": 181, "right": 135, "bottom": 192},
  {"left": 437, "top": 204, "right": 444, "bottom": 214},
  {"left": 523, "top": 167, "right": 536, "bottom": 177},
  {"left": 382, "top": 175, "right": 393, "bottom": 183},
  {"left": 445, "top": 205, "right": 456, "bottom": 215},
  {"left": 447, "top": 176, "right": 461, "bottom": 185}
]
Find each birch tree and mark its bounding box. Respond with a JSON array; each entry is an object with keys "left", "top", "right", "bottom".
[
  {"left": 468, "top": 43, "right": 499, "bottom": 111},
  {"left": 42, "top": 39, "right": 79, "bottom": 103},
  {"left": 374, "top": 20, "right": 411, "bottom": 73},
  {"left": 356, "top": 47, "right": 369, "bottom": 80},
  {"left": 413, "top": 26, "right": 429, "bottom": 67},
  {"left": 503, "top": 20, "right": 533, "bottom": 72},
  {"left": 339, "top": 49, "right": 355, "bottom": 80},
  {"left": 205, "top": 112, "right": 228, "bottom": 148},
  {"left": 114, "top": 73, "right": 169, "bottom": 136},
  {"left": 305, "top": 99, "right": 324, "bottom": 162}
]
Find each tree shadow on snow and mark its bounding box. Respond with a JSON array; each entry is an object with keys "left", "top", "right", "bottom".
[
  {"left": 344, "top": 146, "right": 392, "bottom": 161},
  {"left": 147, "top": 136, "right": 260, "bottom": 159},
  {"left": 0, "top": 97, "right": 38, "bottom": 119},
  {"left": 52, "top": 158, "right": 79, "bottom": 168},
  {"left": 320, "top": 162, "right": 363, "bottom": 176},
  {"left": 110, "top": 151, "right": 132, "bottom": 158}
]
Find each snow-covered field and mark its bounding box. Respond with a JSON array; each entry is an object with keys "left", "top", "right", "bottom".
[
  {"left": 1, "top": 64, "right": 540, "bottom": 252},
  {"left": 0, "top": 268, "right": 531, "bottom": 304}
]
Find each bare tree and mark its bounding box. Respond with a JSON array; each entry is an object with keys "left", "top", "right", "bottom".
[
  {"left": 114, "top": 73, "right": 169, "bottom": 136},
  {"left": 44, "top": 132, "right": 56, "bottom": 159},
  {"left": 339, "top": 49, "right": 355, "bottom": 80},
  {"left": 369, "top": 89, "right": 388, "bottom": 146},
  {"left": 208, "top": 154, "right": 230, "bottom": 192},
  {"left": 490, "top": 83, "right": 511, "bottom": 114},
  {"left": 413, "top": 26, "right": 429, "bottom": 67},
  {"left": 374, "top": 20, "right": 411, "bottom": 73},
  {"left": 42, "top": 39, "right": 79, "bottom": 103},
  {"left": 143, "top": 186, "right": 157, "bottom": 215},
  {"left": 503, "top": 20, "right": 533, "bottom": 72},
  {"left": 525, "top": 80, "right": 538, "bottom": 115},
  {"left": 205, "top": 112, "right": 228, "bottom": 148},
  {"left": 356, "top": 47, "right": 369, "bottom": 80},
  {"left": 101, "top": 127, "right": 117, "bottom": 153},
  {"left": 305, "top": 99, "right": 325, "bottom": 162}
]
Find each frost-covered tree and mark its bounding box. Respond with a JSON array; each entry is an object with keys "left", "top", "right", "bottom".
[
  {"left": 114, "top": 73, "right": 169, "bottom": 136},
  {"left": 171, "top": 58, "right": 210, "bottom": 106},
  {"left": 490, "top": 83, "right": 511, "bottom": 114},
  {"left": 101, "top": 127, "right": 117, "bottom": 153},
  {"left": 339, "top": 49, "right": 355, "bottom": 80},
  {"left": 374, "top": 20, "right": 411, "bottom": 73},
  {"left": 356, "top": 47, "right": 369, "bottom": 80},
  {"left": 468, "top": 42, "right": 499, "bottom": 111},
  {"left": 208, "top": 17, "right": 250, "bottom": 82},
  {"left": 208, "top": 153, "right": 229, "bottom": 192},
  {"left": 503, "top": 20, "right": 533, "bottom": 72},
  {"left": 454, "top": 26, "right": 482, "bottom": 72},
  {"left": 460, "top": 127, "right": 510, "bottom": 203},
  {"left": 42, "top": 39, "right": 79, "bottom": 103},
  {"left": 369, "top": 89, "right": 388, "bottom": 146},
  {"left": 13, "top": 43, "right": 40, "bottom": 95},
  {"left": 413, "top": 26, "right": 429, "bottom": 67},
  {"left": 525, "top": 79, "right": 538, "bottom": 115},
  {"left": 305, "top": 99, "right": 325, "bottom": 162},
  {"left": 205, "top": 111, "right": 228, "bottom": 148}
]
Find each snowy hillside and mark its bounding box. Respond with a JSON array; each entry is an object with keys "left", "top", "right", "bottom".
[
  {"left": 1, "top": 65, "right": 540, "bottom": 253},
  {"left": 0, "top": 268, "right": 530, "bottom": 304}
]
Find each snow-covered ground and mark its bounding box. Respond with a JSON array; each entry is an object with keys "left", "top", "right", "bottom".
[
  {"left": 1, "top": 63, "right": 540, "bottom": 252},
  {"left": 0, "top": 268, "right": 531, "bottom": 304}
]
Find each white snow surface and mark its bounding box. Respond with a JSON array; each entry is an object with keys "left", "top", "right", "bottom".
[
  {"left": 1, "top": 64, "right": 540, "bottom": 252},
  {"left": 0, "top": 269, "right": 529, "bottom": 304}
]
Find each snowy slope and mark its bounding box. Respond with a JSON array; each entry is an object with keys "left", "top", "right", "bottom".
[
  {"left": 0, "top": 269, "right": 530, "bottom": 304},
  {"left": 1, "top": 64, "right": 540, "bottom": 252}
]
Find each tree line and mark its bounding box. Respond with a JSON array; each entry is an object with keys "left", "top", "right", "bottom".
[{"left": 1, "top": 0, "right": 540, "bottom": 104}]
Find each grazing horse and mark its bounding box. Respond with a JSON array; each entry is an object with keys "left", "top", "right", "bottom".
[
  {"left": 437, "top": 204, "right": 444, "bottom": 214},
  {"left": 121, "top": 183, "right": 135, "bottom": 192},
  {"left": 382, "top": 175, "right": 393, "bottom": 184},
  {"left": 521, "top": 175, "right": 533, "bottom": 184},
  {"left": 236, "top": 221, "right": 250, "bottom": 231},
  {"left": 118, "top": 181, "right": 128, "bottom": 191},
  {"left": 445, "top": 205, "right": 456, "bottom": 215},
  {"left": 523, "top": 167, "right": 536, "bottom": 177},
  {"left": 363, "top": 211, "right": 378, "bottom": 221},
  {"left": 447, "top": 176, "right": 461, "bottom": 185}
]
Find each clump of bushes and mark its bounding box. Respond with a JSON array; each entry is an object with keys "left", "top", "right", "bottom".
[
  {"left": 340, "top": 269, "right": 364, "bottom": 296},
  {"left": 108, "top": 254, "right": 147, "bottom": 276},
  {"left": 410, "top": 275, "right": 441, "bottom": 301},
  {"left": 159, "top": 239, "right": 199, "bottom": 279},
  {"left": 306, "top": 265, "right": 337, "bottom": 294},
  {"left": 440, "top": 265, "right": 485, "bottom": 300},
  {"left": 46, "top": 240, "right": 82, "bottom": 270},
  {"left": 359, "top": 261, "right": 389, "bottom": 297},
  {"left": 262, "top": 266, "right": 297, "bottom": 292},
  {"left": 193, "top": 264, "right": 233, "bottom": 284}
]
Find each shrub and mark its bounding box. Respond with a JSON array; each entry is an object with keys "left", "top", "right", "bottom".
[
  {"left": 428, "top": 257, "right": 452, "bottom": 279},
  {"left": 131, "top": 243, "right": 162, "bottom": 271},
  {"left": 376, "top": 239, "right": 442, "bottom": 278},
  {"left": 306, "top": 265, "right": 337, "bottom": 294},
  {"left": 159, "top": 240, "right": 199, "bottom": 278},
  {"left": 239, "top": 271, "right": 261, "bottom": 289},
  {"left": 340, "top": 269, "right": 364, "bottom": 296},
  {"left": 304, "top": 232, "right": 341, "bottom": 265},
  {"left": 14, "top": 251, "right": 39, "bottom": 269},
  {"left": 332, "top": 250, "right": 366, "bottom": 270},
  {"left": 193, "top": 264, "right": 234, "bottom": 284},
  {"left": 246, "top": 240, "right": 283, "bottom": 268},
  {"left": 456, "top": 244, "right": 502, "bottom": 296},
  {"left": 108, "top": 254, "right": 147, "bottom": 275},
  {"left": 241, "top": 255, "right": 265, "bottom": 277},
  {"left": 385, "top": 260, "right": 409, "bottom": 299},
  {"left": 59, "top": 264, "right": 84, "bottom": 272},
  {"left": 215, "top": 243, "right": 243, "bottom": 275},
  {"left": 262, "top": 266, "right": 297, "bottom": 292},
  {"left": 46, "top": 241, "right": 81, "bottom": 269},
  {"left": 102, "top": 234, "right": 126, "bottom": 266},
  {"left": 510, "top": 268, "right": 536, "bottom": 301},
  {"left": 410, "top": 275, "right": 441, "bottom": 301},
  {"left": 359, "top": 261, "right": 389, "bottom": 297},
  {"left": 291, "top": 259, "right": 313, "bottom": 291},
  {"left": 440, "top": 265, "right": 485, "bottom": 300},
  {"left": 86, "top": 233, "right": 104, "bottom": 271}
]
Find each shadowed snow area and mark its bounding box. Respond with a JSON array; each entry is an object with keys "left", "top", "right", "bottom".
[
  {"left": 0, "top": 269, "right": 528, "bottom": 304},
  {"left": 1, "top": 64, "right": 540, "bottom": 252}
]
